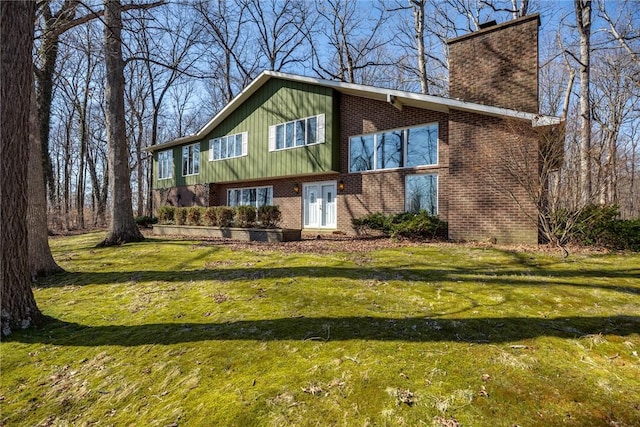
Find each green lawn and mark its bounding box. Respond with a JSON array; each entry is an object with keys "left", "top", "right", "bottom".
[{"left": 2, "top": 233, "right": 639, "bottom": 426}]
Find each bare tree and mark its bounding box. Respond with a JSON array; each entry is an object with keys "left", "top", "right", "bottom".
[
  {"left": 127, "top": 4, "right": 202, "bottom": 215},
  {"left": 244, "top": 0, "right": 310, "bottom": 72},
  {"left": 28, "top": 85, "right": 64, "bottom": 276},
  {"left": 35, "top": 0, "right": 84, "bottom": 201},
  {"left": 598, "top": 0, "right": 640, "bottom": 67},
  {"left": 195, "top": 0, "right": 259, "bottom": 108},
  {"left": 476, "top": 119, "right": 587, "bottom": 255},
  {"left": 312, "top": 0, "right": 392, "bottom": 84},
  {"left": 591, "top": 50, "right": 638, "bottom": 206},
  {"left": 98, "top": 0, "right": 144, "bottom": 246},
  {"left": 480, "top": 0, "right": 530, "bottom": 19},
  {"left": 387, "top": 0, "right": 449, "bottom": 94},
  {"left": 1, "top": 0, "right": 43, "bottom": 336},
  {"left": 411, "top": 0, "right": 428, "bottom": 94},
  {"left": 575, "top": 0, "right": 592, "bottom": 204}
]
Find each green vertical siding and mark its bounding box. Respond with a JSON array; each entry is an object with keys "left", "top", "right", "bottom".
[{"left": 153, "top": 78, "right": 338, "bottom": 189}]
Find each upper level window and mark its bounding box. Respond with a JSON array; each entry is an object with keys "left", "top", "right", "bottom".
[
  {"left": 158, "top": 149, "right": 173, "bottom": 180},
  {"left": 349, "top": 123, "right": 438, "bottom": 172},
  {"left": 182, "top": 143, "right": 200, "bottom": 176},
  {"left": 227, "top": 186, "right": 273, "bottom": 208},
  {"left": 209, "top": 132, "right": 248, "bottom": 161},
  {"left": 269, "top": 114, "right": 325, "bottom": 151}
]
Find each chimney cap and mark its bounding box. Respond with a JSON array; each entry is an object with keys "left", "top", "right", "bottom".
[{"left": 446, "top": 13, "right": 540, "bottom": 45}]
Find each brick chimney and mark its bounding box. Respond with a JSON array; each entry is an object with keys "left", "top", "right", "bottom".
[{"left": 446, "top": 14, "right": 540, "bottom": 113}]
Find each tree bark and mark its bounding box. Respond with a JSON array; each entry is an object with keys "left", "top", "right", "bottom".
[
  {"left": 1, "top": 0, "right": 43, "bottom": 336},
  {"left": 36, "top": 1, "right": 81, "bottom": 202},
  {"left": 99, "top": 0, "right": 144, "bottom": 246},
  {"left": 411, "top": 0, "right": 428, "bottom": 94},
  {"left": 575, "top": 0, "right": 592, "bottom": 205},
  {"left": 28, "top": 85, "right": 64, "bottom": 277}
]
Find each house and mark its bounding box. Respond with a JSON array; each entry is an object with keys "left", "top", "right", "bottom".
[{"left": 146, "top": 14, "right": 562, "bottom": 244}]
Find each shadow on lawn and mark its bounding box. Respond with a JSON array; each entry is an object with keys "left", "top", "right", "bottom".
[
  {"left": 36, "top": 265, "right": 640, "bottom": 297},
  {"left": 6, "top": 315, "right": 639, "bottom": 346}
]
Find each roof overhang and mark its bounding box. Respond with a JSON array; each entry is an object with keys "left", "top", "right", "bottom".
[{"left": 145, "top": 70, "right": 562, "bottom": 153}]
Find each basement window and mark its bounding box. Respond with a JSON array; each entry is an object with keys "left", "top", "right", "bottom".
[
  {"left": 405, "top": 174, "right": 438, "bottom": 215},
  {"left": 227, "top": 186, "right": 273, "bottom": 209}
]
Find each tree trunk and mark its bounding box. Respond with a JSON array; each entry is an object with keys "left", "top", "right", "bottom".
[
  {"left": 412, "top": 0, "right": 428, "bottom": 94},
  {"left": 63, "top": 116, "right": 72, "bottom": 230},
  {"left": 1, "top": 0, "right": 43, "bottom": 336},
  {"left": 575, "top": 0, "right": 592, "bottom": 205},
  {"left": 28, "top": 85, "right": 64, "bottom": 277},
  {"left": 36, "top": 10, "right": 60, "bottom": 203},
  {"left": 36, "top": 1, "right": 80, "bottom": 202},
  {"left": 99, "top": 0, "right": 144, "bottom": 246}
]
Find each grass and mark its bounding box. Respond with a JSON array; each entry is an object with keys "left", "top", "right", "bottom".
[{"left": 1, "top": 232, "right": 639, "bottom": 426}]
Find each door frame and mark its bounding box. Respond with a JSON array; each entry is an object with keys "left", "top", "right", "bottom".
[{"left": 302, "top": 180, "right": 337, "bottom": 229}]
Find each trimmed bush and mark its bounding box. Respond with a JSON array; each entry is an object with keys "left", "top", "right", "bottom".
[
  {"left": 234, "top": 205, "right": 257, "bottom": 227},
  {"left": 157, "top": 206, "right": 175, "bottom": 224},
  {"left": 203, "top": 207, "right": 218, "bottom": 226},
  {"left": 186, "top": 207, "right": 204, "bottom": 226},
  {"left": 258, "top": 205, "right": 281, "bottom": 228},
  {"left": 215, "top": 207, "right": 234, "bottom": 227},
  {"left": 174, "top": 208, "right": 187, "bottom": 225}
]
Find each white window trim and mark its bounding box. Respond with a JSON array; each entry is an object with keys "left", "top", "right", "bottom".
[
  {"left": 268, "top": 114, "right": 325, "bottom": 152},
  {"left": 348, "top": 122, "right": 439, "bottom": 172},
  {"left": 405, "top": 173, "right": 438, "bottom": 215},
  {"left": 209, "top": 131, "right": 248, "bottom": 162},
  {"left": 158, "top": 149, "right": 173, "bottom": 180},
  {"left": 182, "top": 143, "right": 200, "bottom": 177},
  {"left": 227, "top": 185, "right": 274, "bottom": 208}
]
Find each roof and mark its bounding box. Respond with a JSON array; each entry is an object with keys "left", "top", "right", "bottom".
[{"left": 146, "top": 70, "right": 562, "bottom": 153}]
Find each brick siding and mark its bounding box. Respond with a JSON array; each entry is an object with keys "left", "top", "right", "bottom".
[
  {"left": 447, "top": 14, "right": 540, "bottom": 113},
  {"left": 448, "top": 110, "right": 539, "bottom": 244},
  {"left": 338, "top": 94, "right": 451, "bottom": 232}
]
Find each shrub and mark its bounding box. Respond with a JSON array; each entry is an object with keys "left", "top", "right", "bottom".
[
  {"left": 390, "top": 211, "right": 447, "bottom": 240},
  {"left": 157, "top": 206, "right": 175, "bottom": 224},
  {"left": 258, "top": 205, "right": 281, "bottom": 228},
  {"left": 215, "top": 207, "right": 234, "bottom": 227},
  {"left": 352, "top": 212, "right": 391, "bottom": 235},
  {"left": 234, "top": 205, "right": 257, "bottom": 227},
  {"left": 186, "top": 207, "right": 204, "bottom": 226},
  {"left": 135, "top": 215, "right": 158, "bottom": 228},
  {"left": 600, "top": 219, "right": 640, "bottom": 251},
  {"left": 573, "top": 204, "right": 620, "bottom": 246},
  {"left": 352, "top": 210, "right": 447, "bottom": 240},
  {"left": 569, "top": 204, "right": 640, "bottom": 251},
  {"left": 174, "top": 208, "right": 187, "bottom": 225},
  {"left": 203, "top": 207, "right": 218, "bottom": 226}
]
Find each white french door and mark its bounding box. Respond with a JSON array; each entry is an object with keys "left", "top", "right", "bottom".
[{"left": 303, "top": 181, "right": 337, "bottom": 228}]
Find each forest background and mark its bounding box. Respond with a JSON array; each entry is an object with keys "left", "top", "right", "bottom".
[{"left": 34, "top": 0, "right": 639, "bottom": 231}]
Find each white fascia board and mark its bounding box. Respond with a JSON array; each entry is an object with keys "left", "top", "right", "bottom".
[
  {"left": 264, "top": 72, "right": 562, "bottom": 126},
  {"left": 145, "top": 71, "right": 274, "bottom": 153},
  {"left": 146, "top": 70, "right": 562, "bottom": 153}
]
